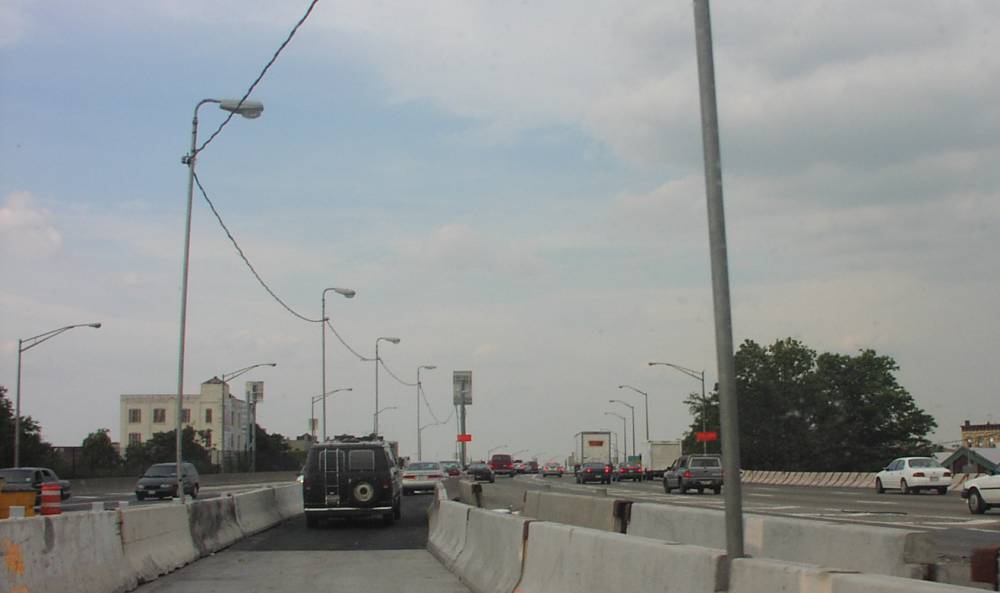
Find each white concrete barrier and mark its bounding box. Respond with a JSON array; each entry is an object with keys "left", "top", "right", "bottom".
[
  {"left": 730, "top": 557, "right": 980, "bottom": 593},
  {"left": 273, "top": 484, "right": 303, "bottom": 519},
  {"left": 121, "top": 504, "right": 198, "bottom": 583},
  {"left": 451, "top": 508, "right": 531, "bottom": 593},
  {"left": 234, "top": 487, "right": 283, "bottom": 535},
  {"left": 517, "top": 521, "right": 726, "bottom": 593},
  {"left": 628, "top": 503, "right": 935, "bottom": 578},
  {"left": 0, "top": 511, "right": 136, "bottom": 593},
  {"left": 427, "top": 500, "right": 470, "bottom": 570},
  {"left": 521, "top": 490, "right": 623, "bottom": 532},
  {"left": 187, "top": 495, "right": 243, "bottom": 555}
]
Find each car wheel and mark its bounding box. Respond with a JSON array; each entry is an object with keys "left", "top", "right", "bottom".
[
  {"left": 191, "top": 485, "right": 199, "bottom": 499},
  {"left": 937, "top": 487, "right": 948, "bottom": 496},
  {"left": 875, "top": 478, "right": 885, "bottom": 494},
  {"left": 678, "top": 481, "right": 687, "bottom": 495},
  {"left": 713, "top": 486, "right": 721, "bottom": 495},
  {"left": 968, "top": 489, "right": 987, "bottom": 514},
  {"left": 136, "top": 493, "right": 146, "bottom": 501},
  {"left": 696, "top": 487, "right": 704, "bottom": 495},
  {"left": 663, "top": 480, "right": 672, "bottom": 494},
  {"left": 353, "top": 481, "right": 377, "bottom": 506},
  {"left": 306, "top": 514, "right": 319, "bottom": 529},
  {"left": 900, "top": 479, "right": 911, "bottom": 495},
  {"left": 490, "top": 478, "right": 495, "bottom": 483}
]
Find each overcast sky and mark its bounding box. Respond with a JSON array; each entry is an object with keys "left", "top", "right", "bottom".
[{"left": 2, "top": 1, "right": 998, "bottom": 463}]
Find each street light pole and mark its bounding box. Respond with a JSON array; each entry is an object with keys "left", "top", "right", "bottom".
[
  {"left": 618, "top": 384, "right": 650, "bottom": 442},
  {"left": 416, "top": 365, "right": 436, "bottom": 460},
  {"left": 648, "top": 362, "right": 708, "bottom": 453},
  {"left": 321, "top": 287, "right": 355, "bottom": 441},
  {"left": 604, "top": 412, "right": 627, "bottom": 461},
  {"left": 220, "top": 362, "right": 276, "bottom": 471},
  {"left": 14, "top": 322, "right": 102, "bottom": 467},
  {"left": 373, "top": 337, "right": 400, "bottom": 435},
  {"left": 310, "top": 387, "right": 353, "bottom": 440},
  {"left": 609, "top": 399, "right": 636, "bottom": 460},
  {"left": 176, "top": 97, "right": 263, "bottom": 499}
]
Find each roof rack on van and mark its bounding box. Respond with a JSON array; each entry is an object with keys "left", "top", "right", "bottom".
[{"left": 331, "top": 433, "right": 384, "bottom": 443}]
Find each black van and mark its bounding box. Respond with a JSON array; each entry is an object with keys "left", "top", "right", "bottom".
[{"left": 302, "top": 434, "right": 402, "bottom": 527}]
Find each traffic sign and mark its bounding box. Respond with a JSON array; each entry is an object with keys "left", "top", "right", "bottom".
[
  {"left": 695, "top": 431, "right": 718, "bottom": 442},
  {"left": 456, "top": 434, "right": 472, "bottom": 442}
]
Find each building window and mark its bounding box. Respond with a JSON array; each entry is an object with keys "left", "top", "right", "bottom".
[
  {"left": 205, "top": 408, "right": 213, "bottom": 423},
  {"left": 128, "top": 433, "right": 142, "bottom": 446},
  {"left": 153, "top": 408, "right": 166, "bottom": 423},
  {"left": 182, "top": 408, "right": 191, "bottom": 423},
  {"left": 204, "top": 430, "right": 212, "bottom": 448},
  {"left": 128, "top": 409, "right": 141, "bottom": 423}
]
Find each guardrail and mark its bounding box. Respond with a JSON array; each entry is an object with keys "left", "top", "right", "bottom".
[{"left": 0, "top": 484, "right": 303, "bottom": 593}]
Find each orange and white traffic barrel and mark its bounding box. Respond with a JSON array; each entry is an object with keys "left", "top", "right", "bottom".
[{"left": 40, "top": 483, "right": 62, "bottom": 515}]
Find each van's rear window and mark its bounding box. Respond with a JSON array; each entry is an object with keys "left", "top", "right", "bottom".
[{"left": 349, "top": 450, "right": 375, "bottom": 471}]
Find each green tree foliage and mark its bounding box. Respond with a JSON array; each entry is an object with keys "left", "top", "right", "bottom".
[
  {"left": 80, "top": 428, "right": 121, "bottom": 473},
  {"left": 251, "top": 425, "right": 302, "bottom": 471},
  {"left": 0, "top": 385, "right": 54, "bottom": 467},
  {"left": 125, "top": 426, "right": 212, "bottom": 473},
  {"left": 681, "top": 338, "right": 936, "bottom": 471}
]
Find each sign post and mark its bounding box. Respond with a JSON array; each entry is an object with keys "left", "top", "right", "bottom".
[{"left": 453, "top": 371, "right": 472, "bottom": 466}]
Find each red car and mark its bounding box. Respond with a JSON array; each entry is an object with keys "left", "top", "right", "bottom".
[
  {"left": 489, "top": 453, "right": 514, "bottom": 476},
  {"left": 615, "top": 463, "right": 643, "bottom": 482}
]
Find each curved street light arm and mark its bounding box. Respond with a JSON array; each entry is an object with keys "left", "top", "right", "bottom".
[
  {"left": 222, "top": 362, "right": 277, "bottom": 383},
  {"left": 649, "top": 361, "right": 703, "bottom": 382},
  {"left": 19, "top": 323, "right": 102, "bottom": 353}
]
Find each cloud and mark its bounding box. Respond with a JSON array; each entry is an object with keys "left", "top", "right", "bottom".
[{"left": 0, "top": 191, "right": 63, "bottom": 258}]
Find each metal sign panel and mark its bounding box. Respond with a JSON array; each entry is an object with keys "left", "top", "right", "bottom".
[
  {"left": 453, "top": 371, "right": 472, "bottom": 405},
  {"left": 246, "top": 381, "right": 264, "bottom": 402}
]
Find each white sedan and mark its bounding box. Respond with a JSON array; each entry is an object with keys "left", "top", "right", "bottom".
[
  {"left": 961, "top": 472, "right": 1000, "bottom": 514},
  {"left": 875, "top": 457, "right": 952, "bottom": 495},
  {"left": 401, "top": 461, "right": 445, "bottom": 495}
]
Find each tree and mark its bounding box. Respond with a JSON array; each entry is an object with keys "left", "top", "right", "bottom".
[
  {"left": 128, "top": 426, "right": 212, "bottom": 473},
  {"left": 680, "top": 339, "right": 936, "bottom": 471},
  {"left": 81, "top": 428, "right": 121, "bottom": 473},
  {"left": 0, "top": 384, "right": 53, "bottom": 467},
  {"left": 251, "top": 425, "right": 301, "bottom": 471}
]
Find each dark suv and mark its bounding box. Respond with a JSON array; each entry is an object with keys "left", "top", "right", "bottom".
[{"left": 302, "top": 434, "right": 402, "bottom": 528}]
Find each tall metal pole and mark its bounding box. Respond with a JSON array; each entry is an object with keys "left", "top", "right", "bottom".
[
  {"left": 322, "top": 292, "right": 328, "bottom": 441},
  {"left": 700, "top": 371, "right": 707, "bottom": 454},
  {"left": 14, "top": 341, "right": 23, "bottom": 468},
  {"left": 459, "top": 400, "right": 467, "bottom": 467},
  {"left": 374, "top": 340, "right": 380, "bottom": 435},
  {"left": 416, "top": 368, "right": 422, "bottom": 460},
  {"left": 693, "top": 0, "right": 744, "bottom": 561},
  {"left": 629, "top": 406, "right": 636, "bottom": 460}
]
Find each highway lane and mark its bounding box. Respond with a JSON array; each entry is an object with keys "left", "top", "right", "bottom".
[
  {"left": 134, "top": 493, "right": 471, "bottom": 592},
  {"left": 505, "top": 474, "right": 1000, "bottom": 562}
]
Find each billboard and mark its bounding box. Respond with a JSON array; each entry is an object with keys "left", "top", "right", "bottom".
[
  {"left": 246, "top": 381, "right": 264, "bottom": 403},
  {"left": 453, "top": 370, "right": 472, "bottom": 405}
]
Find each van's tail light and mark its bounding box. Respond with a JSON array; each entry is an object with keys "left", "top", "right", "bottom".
[
  {"left": 683, "top": 470, "right": 693, "bottom": 478},
  {"left": 943, "top": 472, "right": 952, "bottom": 478},
  {"left": 913, "top": 472, "right": 926, "bottom": 478}
]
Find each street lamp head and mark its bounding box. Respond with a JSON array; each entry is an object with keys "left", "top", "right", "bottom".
[
  {"left": 89, "top": 323, "right": 102, "bottom": 329},
  {"left": 380, "top": 337, "right": 401, "bottom": 344},
  {"left": 218, "top": 99, "right": 264, "bottom": 119},
  {"left": 333, "top": 287, "right": 356, "bottom": 298},
  {"left": 267, "top": 363, "right": 277, "bottom": 367},
  {"left": 422, "top": 365, "right": 437, "bottom": 370}
]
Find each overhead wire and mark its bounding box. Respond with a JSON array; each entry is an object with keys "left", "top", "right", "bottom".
[
  {"left": 196, "top": 0, "right": 321, "bottom": 156},
  {"left": 194, "top": 171, "right": 322, "bottom": 323},
  {"left": 325, "top": 319, "right": 372, "bottom": 361}
]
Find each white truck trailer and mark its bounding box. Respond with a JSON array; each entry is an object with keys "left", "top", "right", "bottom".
[
  {"left": 575, "top": 431, "right": 613, "bottom": 468},
  {"left": 644, "top": 440, "right": 683, "bottom": 479}
]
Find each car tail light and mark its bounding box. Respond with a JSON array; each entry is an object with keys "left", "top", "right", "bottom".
[
  {"left": 604, "top": 467, "right": 610, "bottom": 473},
  {"left": 683, "top": 470, "right": 693, "bottom": 478},
  {"left": 403, "top": 474, "right": 415, "bottom": 479},
  {"left": 585, "top": 468, "right": 592, "bottom": 473},
  {"left": 943, "top": 472, "right": 952, "bottom": 478},
  {"left": 913, "top": 472, "right": 926, "bottom": 478}
]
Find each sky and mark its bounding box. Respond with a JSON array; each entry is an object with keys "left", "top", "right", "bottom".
[{"left": 2, "top": 1, "right": 998, "bottom": 463}]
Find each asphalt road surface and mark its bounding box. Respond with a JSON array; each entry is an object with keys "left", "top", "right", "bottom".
[
  {"left": 507, "top": 474, "right": 1000, "bottom": 562},
  {"left": 134, "top": 493, "right": 470, "bottom": 593}
]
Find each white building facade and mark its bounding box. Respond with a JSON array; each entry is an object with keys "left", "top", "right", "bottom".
[{"left": 119, "top": 377, "right": 251, "bottom": 466}]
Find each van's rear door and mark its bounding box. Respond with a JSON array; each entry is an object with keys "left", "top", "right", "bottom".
[{"left": 323, "top": 448, "right": 344, "bottom": 506}]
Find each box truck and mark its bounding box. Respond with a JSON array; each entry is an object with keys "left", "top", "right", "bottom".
[
  {"left": 644, "top": 440, "right": 683, "bottom": 479},
  {"left": 575, "top": 431, "right": 613, "bottom": 467}
]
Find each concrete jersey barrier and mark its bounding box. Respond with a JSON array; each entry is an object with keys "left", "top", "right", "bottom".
[
  {"left": 187, "top": 495, "right": 244, "bottom": 556},
  {"left": 730, "top": 557, "right": 978, "bottom": 593},
  {"left": 0, "top": 511, "right": 136, "bottom": 593},
  {"left": 273, "top": 483, "right": 303, "bottom": 519},
  {"left": 628, "top": 502, "right": 935, "bottom": 579},
  {"left": 234, "top": 487, "right": 283, "bottom": 535},
  {"left": 120, "top": 503, "right": 199, "bottom": 583},
  {"left": 452, "top": 507, "right": 531, "bottom": 593},
  {"left": 516, "top": 521, "right": 726, "bottom": 593},
  {"left": 521, "top": 490, "right": 624, "bottom": 532},
  {"left": 427, "top": 500, "right": 470, "bottom": 570}
]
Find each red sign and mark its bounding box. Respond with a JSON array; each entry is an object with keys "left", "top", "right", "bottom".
[
  {"left": 456, "top": 434, "right": 472, "bottom": 442},
  {"left": 696, "top": 431, "right": 719, "bottom": 442}
]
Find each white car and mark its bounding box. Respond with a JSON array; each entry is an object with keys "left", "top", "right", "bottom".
[
  {"left": 401, "top": 461, "right": 445, "bottom": 495},
  {"left": 875, "top": 456, "right": 952, "bottom": 495},
  {"left": 961, "top": 472, "right": 1000, "bottom": 514}
]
